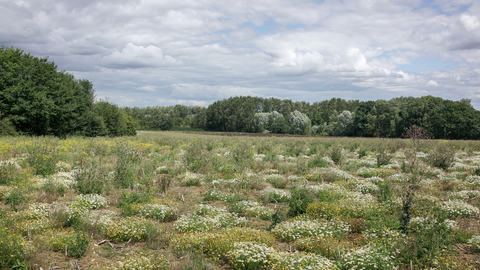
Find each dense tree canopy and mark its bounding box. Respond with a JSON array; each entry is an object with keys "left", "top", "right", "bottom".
[{"left": 0, "top": 47, "right": 135, "bottom": 137}]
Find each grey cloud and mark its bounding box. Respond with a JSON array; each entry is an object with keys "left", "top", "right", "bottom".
[{"left": 1, "top": 0, "right": 480, "bottom": 109}]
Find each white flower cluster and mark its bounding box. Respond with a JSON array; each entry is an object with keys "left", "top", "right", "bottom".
[
  {"left": 441, "top": 199, "right": 480, "bottom": 218},
  {"left": 452, "top": 162, "right": 471, "bottom": 171},
  {"left": 356, "top": 157, "right": 377, "bottom": 167},
  {"left": 226, "top": 242, "right": 339, "bottom": 270},
  {"left": 353, "top": 181, "right": 379, "bottom": 194},
  {"left": 37, "top": 171, "right": 76, "bottom": 189},
  {"left": 235, "top": 200, "right": 274, "bottom": 219},
  {"left": 174, "top": 204, "right": 247, "bottom": 232},
  {"left": 464, "top": 176, "right": 480, "bottom": 187},
  {"left": 55, "top": 161, "right": 72, "bottom": 172},
  {"left": 253, "top": 153, "right": 265, "bottom": 161},
  {"left": 342, "top": 245, "right": 396, "bottom": 270},
  {"left": 0, "top": 160, "right": 22, "bottom": 170},
  {"left": 155, "top": 166, "right": 168, "bottom": 174},
  {"left": 84, "top": 210, "right": 118, "bottom": 228},
  {"left": 259, "top": 187, "right": 291, "bottom": 202},
  {"left": 0, "top": 185, "right": 13, "bottom": 200},
  {"left": 135, "top": 204, "right": 177, "bottom": 221},
  {"left": 272, "top": 219, "right": 350, "bottom": 242},
  {"left": 448, "top": 190, "right": 480, "bottom": 200},
  {"left": 363, "top": 176, "right": 382, "bottom": 184},
  {"left": 74, "top": 194, "right": 107, "bottom": 209},
  {"left": 468, "top": 235, "right": 480, "bottom": 252},
  {"left": 409, "top": 217, "right": 457, "bottom": 231},
  {"left": 183, "top": 171, "right": 203, "bottom": 186}
]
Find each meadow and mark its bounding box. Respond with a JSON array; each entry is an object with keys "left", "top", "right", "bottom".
[{"left": 1, "top": 130, "right": 480, "bottom": 269}]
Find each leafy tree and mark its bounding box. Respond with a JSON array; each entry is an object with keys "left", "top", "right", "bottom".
[
  {"left": 289, "top": 110, "right": 311, "bottom": 135},
  {"left": 0, "top": 112, "right": 17, "bottom": 136},
  {"left": 0, "top": 47, "right": 97, "bottom": 137},
  {"left": 335, "top": 110, "right": 353, "bottom": 136},
  {"left": 270, "top": 115, "right": 289, "bottom": 134}
]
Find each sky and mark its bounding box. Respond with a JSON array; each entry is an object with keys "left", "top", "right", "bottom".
[{"left": 1, "top": 0, "right": 480, "bottom": 109}]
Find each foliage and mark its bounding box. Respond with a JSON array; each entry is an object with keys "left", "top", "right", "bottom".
[
  {"left": 287, "top": 185, "right": 314, "bottom": 218},
  {"left": 288, "top": 110, "right": 311, "bottom": 135},
  {"left": 0, "top": 224, "right": 27, "bottom": 268},
  {"left": 428, "top": 143, "right": 455, "bottom": 170}
]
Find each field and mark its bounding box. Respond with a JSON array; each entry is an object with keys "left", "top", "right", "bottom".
[{"left": 1, "top": 131, "right": 480, "bottom": 269}]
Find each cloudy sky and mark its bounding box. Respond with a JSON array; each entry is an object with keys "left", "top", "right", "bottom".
[{"left": 2, "top": 0, "right": 480, "bottom": 109}]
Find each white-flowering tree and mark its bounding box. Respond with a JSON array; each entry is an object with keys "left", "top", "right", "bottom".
[{"left": 288, "top": 110, "right": 311, "bottom": 135}]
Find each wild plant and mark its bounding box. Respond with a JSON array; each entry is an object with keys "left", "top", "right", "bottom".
[
  {"left": 26, "top": 141, "right": 59, "bottom": 176},
  {"left": 115, "top": 143, "right": 141, "bottom": 188},
  {"left": 427, "top": 143, "right": 455, "bottom": 170}
]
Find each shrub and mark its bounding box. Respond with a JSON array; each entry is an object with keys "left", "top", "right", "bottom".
[
  {"left": 329, "top": 145, "right": 343, "bottom": 165},
  {"left": 0, "top": 225, "right": 27, "bottom": 269},
  {"left": 73, "top": 194, "right": 107, "bottom": 210},
  {"left": 115, "top": 144, "right": 141, "bottom": 188},
  {"left": 287, "top": 185, "right": 314, "bottom": 218},
  {"left": 428, "top": 143, "right": 455, "bottom": 170},
  {"left": 0, "top": 160, "right": 24, "bottom": 185},
  {"left": 73, "top": 167, "right": 106, "bottom": 195},
  {"left": 184, "top": 139, "right": 211, "bottom": 173},
  {"left": 26, "top": 142, "right": 59, "bottom": 176},
  {"left": 68, "top": 231, "right": 89, "bottom": 259}
]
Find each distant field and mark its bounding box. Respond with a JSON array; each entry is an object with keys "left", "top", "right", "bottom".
[{"left": 1, "top": 132, "right": 480, "bottom": 269}]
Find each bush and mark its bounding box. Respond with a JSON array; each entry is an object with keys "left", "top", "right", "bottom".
[
  {"left": 287, "top": 185, "right": 314, "bottom": 218},
  {"left": 26, "top": 142, "right": 59, "bottom": 176},
  {"left": 329, "top": 145, "right": 343, "bottom": 165},
  {"left": 184, "top": 139, "right": 211, "bottom": 173},
  {"left": 115, "top": 144, "right": 141, "bottom": 188},
  {"left": 0, "top": 160, "right": 24, "bottom": 185},
  {"left": 68, "top": 231, "right": 89, "bottom": 259},
  {"left": 0, "top": 225, "right": 26, "bottom": 269},
  {"left": 74, "top": 167, "right": 106, "bottom": 194},
  {"left": 428, "top": 143, "right": 455, "bottom": 170}
]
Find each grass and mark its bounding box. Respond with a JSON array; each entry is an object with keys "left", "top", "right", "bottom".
[{"left": 0, "top": 132, "right": 480, "bottom": 269}]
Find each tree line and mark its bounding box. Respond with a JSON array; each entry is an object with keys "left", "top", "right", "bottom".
[
  {"left": 125, "top": 95, "right": 480, "bottom": 140},
  {"left": 0, "top": 47, "right": 136, "bottom": 137},
  {"left": 2, "top": 47, "right": 479, "bottom": 140}
]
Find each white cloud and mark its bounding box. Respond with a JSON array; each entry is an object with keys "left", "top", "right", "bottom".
[
  {"left": 427, "top": 80, "right": 439, "bottom": 86},
  {"left": 460, "top": 14, "right": 480, "bottom": 31},
  {"left": 1, "top": 0, "right": 480, "bottom": 108},
  {"left": 103, "top": 43, "right": 181, "bottom": 69}
]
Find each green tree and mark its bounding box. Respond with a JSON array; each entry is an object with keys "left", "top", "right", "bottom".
[{"left": 0, "top": 47, "right": 96, "bottom": 137}]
